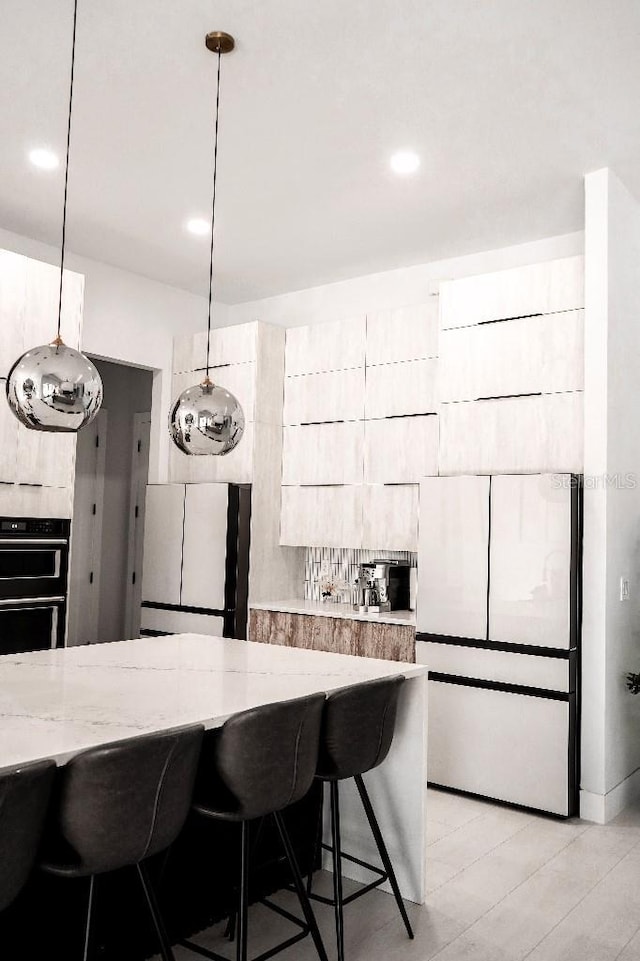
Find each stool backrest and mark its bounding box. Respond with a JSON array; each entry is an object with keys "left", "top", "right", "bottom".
[
  {"left": 210, "top": 693, "right": 325, "bottom": 820},
  {"left": 317, "top": 676, "right": 405, "bottom": 780},
  {"left": 51, "top": 725, "right": 203, "bottom": 875},
  {"left": 0, "top": 759, "right": 56, "bottom": 911}
]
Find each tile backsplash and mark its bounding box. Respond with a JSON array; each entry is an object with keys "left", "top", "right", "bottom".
[{"left": 304, "top": 547, "right": 417, "bottom": 603}]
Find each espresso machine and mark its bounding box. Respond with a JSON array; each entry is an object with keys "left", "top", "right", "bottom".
[{"left": 353, "top": 560, "right": 411, "bottom": 613}]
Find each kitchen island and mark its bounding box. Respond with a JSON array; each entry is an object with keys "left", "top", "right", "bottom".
[{"left": 0, "top": 634, "right": 428, "bottom": 904}]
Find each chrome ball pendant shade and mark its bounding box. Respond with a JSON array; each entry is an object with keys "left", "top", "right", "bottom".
[
  {"left": 6, "top": 0, "right": 104, "bottom": 435},
  {"left": 6, "top": 341, "right": 103, "bottom": 432},
  {"left": 169, "top": 31, "right": 245, "bottom": 458},
  {"left": 170, "top": 378, "right": 244, "bottom": 455}
]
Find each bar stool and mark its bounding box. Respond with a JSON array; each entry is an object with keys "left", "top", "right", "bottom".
[
  {"left": 41, "top": 725, "right": 203, "bottom": 961},
  {"left": 311, "top": 676, "right": 413, "bottom": 961},
  {"left": 0, "top": 759, "right": 56, "bottom": 913},
  {"left": 182, "top": 693, "right": 329, "bottom": 961}
]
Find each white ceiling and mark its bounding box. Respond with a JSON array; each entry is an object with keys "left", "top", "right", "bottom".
[{"left": 2, "top": 0, "right": 640, "bottom": 303}]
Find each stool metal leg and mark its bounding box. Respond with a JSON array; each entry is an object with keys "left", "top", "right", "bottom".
[
  {"left": 237, "top": 821, "right": 250, "bottom": 961},
  {"left": 273, "top": 811, "right": 329, "bottom": 961},
  {"left": 329, "top": 780, "right": 346, "bottom": 961},
  {"left": 354, "top": 774, "right": 414, "bottom": 939},
  {"left": 83, "top": 874, "right": 95, "bottom": 961},
  {"left": 137, "top": 861, "right": 177, "bottom": 961}
]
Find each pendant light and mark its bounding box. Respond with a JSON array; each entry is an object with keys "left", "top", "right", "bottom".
[
  {"left": 169, "top": 32, "right": 245, "bottom": 457},
  {"left": 6, "top": 0, "right": 102, "bottom": 433}
]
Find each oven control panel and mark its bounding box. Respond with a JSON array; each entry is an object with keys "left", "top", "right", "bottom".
[{"left": 0, "top": 517, "right": 71, "bottom": 538}]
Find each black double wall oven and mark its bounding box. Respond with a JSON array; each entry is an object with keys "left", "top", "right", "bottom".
[{"left": 0, "top": 518, "right": 70, "bottom": 655}]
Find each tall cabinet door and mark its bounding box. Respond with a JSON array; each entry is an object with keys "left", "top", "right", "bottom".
[
  {"left": 489, "top": 473, "right": 573, "bottom": 648},
  {"left": 418, "top": 475, "right": 490, "bottom": 640},
  {"left": 181, "top": 484, "right": 228, "bottom": 611},
  {"left": 141, "top": 485, "right": 185, "bottom": 606}
]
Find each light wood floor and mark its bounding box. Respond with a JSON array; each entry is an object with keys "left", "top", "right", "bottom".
[{"left": 167, "top": 787, "right": 640, "bottom": 961}]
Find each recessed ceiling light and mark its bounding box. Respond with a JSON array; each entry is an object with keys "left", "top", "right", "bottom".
[
  {"left": 28, "top": 147, "right": 59, "bottom": 171},
  {"left": 390, "top": 151, "right": 420, "bottom": 175},
  {"left": 186, "top": 217, "right": 210, "bottom": 236}
]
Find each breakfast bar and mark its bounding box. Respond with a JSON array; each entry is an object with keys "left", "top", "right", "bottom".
[{"left": 0, "top": 634, "right": 429, "bottom": 906}]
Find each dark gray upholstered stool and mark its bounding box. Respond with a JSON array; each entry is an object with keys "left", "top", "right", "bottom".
[
  {"left": 0, "top": 759, "right": 56, "bottom": 914},
  {"left": 310, "top": 676, "right": 413, "bottom": 961},
  {"left": 41, "top": 725, "right": 204, "bottom": 961},
  {"left": 182, "top": 694, "right": 329, "bottom": 961}
]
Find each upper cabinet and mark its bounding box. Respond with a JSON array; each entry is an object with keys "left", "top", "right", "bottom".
[
  {"left": 169, "top": 322, "right": 284, "bottom": 486},
  {"left": 439, "top": 310, "right": 584, "bottom": 402},
  {"left": 364, "top": 358, "right": 438, "bottom": 419},
  {"left": 173, "top": 323, "right": 257, "bottom": 373},
  {"left": 0, "top": 250, "right": 84, "bottom": 516},
  {"left": 285, "top": 317, "right": 366, "bottom": 376},
  {"left": 439, "top": 256, "right": 584, "bottom": 330},
  {"left": 365, "top": 302, "right": 439, "bottom": 365},
  {"left": 284, "top": 367, "right": 365, "bottom": 425}
]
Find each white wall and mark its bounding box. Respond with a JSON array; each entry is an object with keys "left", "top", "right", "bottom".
[
  {"left": 0, "top": 226, "right": 224, "bottom": 483},
  {"left": 581, "top": 169, "right": 640, "bottom": 822},
  {"left": 228, "top": 232, "right": 583, "bottom": 328}
]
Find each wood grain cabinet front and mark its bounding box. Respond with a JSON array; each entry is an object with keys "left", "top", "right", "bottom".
[{"left": 249, "top": 608, "right": 415, "bottom": 663}]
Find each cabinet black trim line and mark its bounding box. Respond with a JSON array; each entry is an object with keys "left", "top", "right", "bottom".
[
  {"left": 416, "top": 633, "right": 573, "bottom": 659},
  {"left": 428, "top": 672, "right": 570, "bottom": 701},
  {"left": 141, "top": 601, "right": 227, "bottom": 617}
]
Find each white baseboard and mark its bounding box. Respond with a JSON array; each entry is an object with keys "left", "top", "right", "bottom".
[{"left": 580, "top": 767, "right": 640, "bottom": 823}]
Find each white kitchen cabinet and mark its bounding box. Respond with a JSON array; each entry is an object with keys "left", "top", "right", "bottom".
[
  {"left": 181, "top": 483, "right": 228, "bottom": 610},
  {"left": 428, "top": 680, "right": 571, "bottom": 815},
  {"left": 439, "top": 310, "right": 584, "bottom": 402},
  {"left": 364, "top": 359, "right": 438, "bottom": 419},
  {"left": 418, "top": 475, "right": 490, "bottom": 640},
  {"left": 439, "top": 256, "right": 584, "bottom": 330},
  {"left": 23, "top": 259, "right": 83, "bottom": 351},
  {"left": 0, "top": 381, "right": 18, "bottom": 483},
  {"left": 171, "top": 366, "right": 256, "bottom": 425},
  {"left": 364, "top": 415, "right": 438, "bottom": 484},
  {"left": 173, "top": 323, "right": 258, "bottom": 373},
  {"left": 365, "top": 301, "right": 439, "bottom": 364},
  {"left": 489, "top": 473, "right": 573, "bottom": 648},
  {"left": 439, "top": 392, "right": 584, "bottom": 475},
  {"left": 417, "top": 640, "right": 570, "bottom": 691},
  {"left": 279, "top": 485, "right": 363, "bottom": 548},
  {"left": 282, "top": 422, "right": 364, "bottom": 486},
  {"left": 15, "top": 430, "right": 76, "bottom": 489},
  {"left": 0, "top": 251, "right": 27, "bottom": 377},
  {"left": 0, "top": 484, "right": 73, "bottom": 519},
  {"left": 285, "top": 317, "right": 366, "bottom": 376},
  {"left": 362, "top": 484, "right": 419, "bottom": 551},
  {"left": 169, "top": 421, "right": 254, "bottom": 486},
  {"left": 141, "top": 485, "right": 185, "bottom": 605},
  {"left": 283, "top": 367, "right": 365, "bottom": 426}
]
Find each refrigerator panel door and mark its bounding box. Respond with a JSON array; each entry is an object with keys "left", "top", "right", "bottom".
[
  {"left": 140, "top": 607, "right": 224, "bottom": 636},
  {"left": 181, "top": 483, "right": 228, "bottom": 610},
  {"left": 141, "top": 485, "right": 185, "bottom": 606},
  {"left": 418, "top": 475, "right": 490, "bottom": 640},
  {"left": 429, "top": 680, "right": 570, "bottom": 815},
  {"left": 489, "top": 473, "right": 572, "bottom": 648},
  {"left": 417, "top": 641, "right": 570, "bottom": 692}
]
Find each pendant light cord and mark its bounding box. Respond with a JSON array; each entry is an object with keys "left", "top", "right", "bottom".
[
  {"left": 205, "top": 48, "right": 223, "bottom": 379},
  {"left": 56, "top": 0, "right": 79, "bottom": 346}
]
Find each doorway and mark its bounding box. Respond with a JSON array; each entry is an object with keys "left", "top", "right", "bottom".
[{"left": 67, "top": 358, "right": 153, "bottom": 645}]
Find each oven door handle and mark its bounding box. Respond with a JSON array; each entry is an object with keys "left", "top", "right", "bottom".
[
  {"left": 0, "top": 596, "right": 66, "bottom": 607},
  {"left": 0, "top": 538, "right": 68, "bottom": 546}
]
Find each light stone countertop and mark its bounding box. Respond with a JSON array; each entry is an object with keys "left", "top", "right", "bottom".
[
  {"left": 0, "top": 634, "right": 426, "bottom": 769},
  {"left": 249, "top": 599, "right": 416, "bottom": 627}
]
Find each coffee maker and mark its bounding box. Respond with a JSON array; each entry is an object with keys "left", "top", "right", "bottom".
[{"left": 353, "top": 560, "right": 411, "bottom": 613}]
